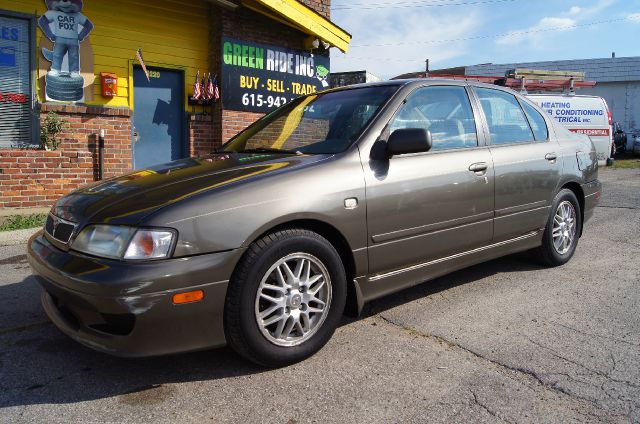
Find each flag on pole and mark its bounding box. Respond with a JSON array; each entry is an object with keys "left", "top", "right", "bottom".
[
  {"left": 213, "top": 75, "right": 220, "bottom": 102},
  {"left": 192, "top": 70, "right": 201, "bottom": 100},
  {"left": 204, "top": 73, "right": 214, "bottom": 101},
  {"left": 135, "top": 48, "right": 150, "bottom": 82},
  {"left": 201, "top": 75, "right": 206, "bottom": 101}
]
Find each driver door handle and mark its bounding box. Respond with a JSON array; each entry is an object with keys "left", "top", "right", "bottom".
[
  {"left": 545, "top": 153, "right": 557, "bottom": 162},
  {"left": 469, "top": 162, "right": 488, "bottom": 174}
]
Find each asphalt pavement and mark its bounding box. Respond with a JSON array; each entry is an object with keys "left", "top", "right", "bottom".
[{"left": 0, "top": 168, "right": 638, "bottom": 423}]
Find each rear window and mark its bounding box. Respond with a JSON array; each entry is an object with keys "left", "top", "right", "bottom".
[
  {"left": 521, "top": 101, "right": 549, "bottom": 141},
  {"left": 476, "top": 88, "right": 534, "bottom": 145}
]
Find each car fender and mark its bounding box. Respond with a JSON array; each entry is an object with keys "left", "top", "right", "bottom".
[{"left": 144, "top": 152, "right": 368, "bottom": 267}]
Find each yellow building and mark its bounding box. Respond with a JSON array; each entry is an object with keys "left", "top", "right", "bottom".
[{"left": 0, "top": 0, "right": 350, "bottom": 209}]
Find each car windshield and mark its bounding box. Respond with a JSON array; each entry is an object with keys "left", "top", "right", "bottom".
[{"left": 221, "top": 85, "right": 400, "bottom": 155}]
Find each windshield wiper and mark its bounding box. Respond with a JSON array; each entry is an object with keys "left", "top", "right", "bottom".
[{"left": 236, "top": 147, "right": 302, "bottom": 155}]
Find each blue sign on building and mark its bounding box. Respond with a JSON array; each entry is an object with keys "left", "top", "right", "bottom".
[{"left": 0, "top": 46, "right": 16, "bottom": 67}]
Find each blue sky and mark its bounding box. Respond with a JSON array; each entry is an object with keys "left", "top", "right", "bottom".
[{"left": 329, "top": 0, "right": 640, "bottom": 80}]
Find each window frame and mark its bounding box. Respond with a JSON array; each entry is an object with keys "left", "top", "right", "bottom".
[
  {"left": 517, "top": 97, "right": 550, "bottom": 142},
  {"left": 384, "top": 83, "right": 484, "bottom": 156},
  {"left": 0, "top": 9, "right": 39, "bottom": 148},
  {"left": 471, "top": 86, "right": 549, "bottom": 147}
]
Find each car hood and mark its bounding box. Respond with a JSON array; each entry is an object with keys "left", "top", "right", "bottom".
[{"left": 52, "top": 153, "right": 327, "bottom": 225}]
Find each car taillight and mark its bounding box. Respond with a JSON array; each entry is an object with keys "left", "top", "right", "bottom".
[{"left": 603, "top": 100, "right": 613, "bottom": 126}]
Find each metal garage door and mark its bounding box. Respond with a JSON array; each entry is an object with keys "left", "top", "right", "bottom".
[{"left": 0, "top": 13, "right": 33, "bottom": 148}]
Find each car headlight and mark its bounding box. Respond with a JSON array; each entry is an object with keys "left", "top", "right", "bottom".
[{"left": 72, "top": 225, "right": 175, "bottom": 260}]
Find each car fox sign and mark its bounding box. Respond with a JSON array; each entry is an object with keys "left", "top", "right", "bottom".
[{"left": 38, "top": 0, "right": 94, "bottom": 102}]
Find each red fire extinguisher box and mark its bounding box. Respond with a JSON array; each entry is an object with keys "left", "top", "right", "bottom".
[{"left": 101, "top": 72, "right": 118, "bottom": 98}]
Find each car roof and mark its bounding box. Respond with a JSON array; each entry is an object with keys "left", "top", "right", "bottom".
[{"left": 328, "top": 78, "right": 518, "bottom": 93}]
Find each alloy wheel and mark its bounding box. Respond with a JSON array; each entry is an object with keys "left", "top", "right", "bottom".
[
  {"left": 552, "top": 200, "right": 577, "bottom": 255},
  {"left": 254, "top": 253, "right": 332, "bottom": 347}
]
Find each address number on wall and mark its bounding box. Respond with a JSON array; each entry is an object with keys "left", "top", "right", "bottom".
[{"left": 149, "top": 71, "right": 161, "bottom": 79}]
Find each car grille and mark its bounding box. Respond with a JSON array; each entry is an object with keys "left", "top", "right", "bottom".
[{"left": 45, "top": 214, "right": 77, "bottom": 244}]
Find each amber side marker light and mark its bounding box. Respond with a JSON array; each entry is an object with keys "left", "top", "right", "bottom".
[{"left": 173, "top": 290, "right": 205, "bottom": 305}]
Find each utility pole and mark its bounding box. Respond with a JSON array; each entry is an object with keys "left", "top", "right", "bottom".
[{"left": 425, "top": 59, "right": 430, "bottom": 78}]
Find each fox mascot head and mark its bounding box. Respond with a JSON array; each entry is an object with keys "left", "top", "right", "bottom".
[{"left": 45, "top": 0, "right": 84, "bottom": 13}]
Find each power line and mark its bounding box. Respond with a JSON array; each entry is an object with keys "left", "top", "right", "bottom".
[
  {"left": 333, "top": 0, "right": 463, "bottom": 5},
  {"left": 348, "top": 17, "right": 629, "bottom": 48},
  {"left": 333, "top": 0, "right": 517, "bottom": 11},
  {"left": 333, "top": 0, "right": 465, "bottom": 5},
  {"left": 332, "top": 0, "right": 470, "bottom": 7}
]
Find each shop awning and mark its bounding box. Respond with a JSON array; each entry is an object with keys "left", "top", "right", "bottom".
[{"left": 241, "top": 0, "right": 352, "bottom": 52}]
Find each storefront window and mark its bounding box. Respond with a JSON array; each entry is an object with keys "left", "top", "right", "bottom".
[{"left": 0, "top": 11, "right": 36, "bottom": 148}]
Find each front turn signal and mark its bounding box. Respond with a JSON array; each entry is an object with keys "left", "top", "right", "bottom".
[{"left": 172, "top": 290, "right": 205, "bottom": 305}]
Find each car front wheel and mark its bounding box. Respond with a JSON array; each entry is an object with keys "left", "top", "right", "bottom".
[{"left": 224, "top": 228, "right": 347, "bottom": 367}]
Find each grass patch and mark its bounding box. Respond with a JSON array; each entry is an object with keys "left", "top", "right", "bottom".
[
  {"left": 0, "top": 214, "right": 47, "bottom": 232},
  {"left": 612, "top": 158, "right": 640, "bottom": 169}
]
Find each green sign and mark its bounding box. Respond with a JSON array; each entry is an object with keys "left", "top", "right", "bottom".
[{"left": 222, "top": 37, "right": 330, "bottom": 113}]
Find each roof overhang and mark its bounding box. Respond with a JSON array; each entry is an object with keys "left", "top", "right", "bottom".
[{"left": 240, "top": 0, "right": 351, "bottom": 52}]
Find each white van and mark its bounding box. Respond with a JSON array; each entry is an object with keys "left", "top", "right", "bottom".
[{"left": 527, "top": 94, "right": 613, "bottom": 164}]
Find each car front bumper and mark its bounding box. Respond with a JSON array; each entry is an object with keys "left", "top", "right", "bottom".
[{"left": 27, "top": 231, "right": 244, "bottom": 357}]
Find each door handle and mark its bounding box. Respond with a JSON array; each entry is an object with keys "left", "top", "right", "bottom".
[
  {"left": 469, "top": 162, "right": 488, "bottom": 173},
  {"left": 545, "top": 153, "right": 557, "bottom": 162}
]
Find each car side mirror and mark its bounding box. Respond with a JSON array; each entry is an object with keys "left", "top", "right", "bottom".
[{"left": 387, "top": 128, "right": 432, "bottom": 157}]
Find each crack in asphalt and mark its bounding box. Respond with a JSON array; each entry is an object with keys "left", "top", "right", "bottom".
[
  {"left": 597, "top": 205, "right": 640, "bottom": 210},
  {"left": 376, "top": 314, "right": 613, "bottom": 411},
  {"left": 527, "top": 338, "right": 610, "bottom": 380},
  {"left": 0, "top": 321, "right": 51, "bottom": 336},
  {"left": 526, "top": 336, "right": 640, "bottom": 418},
  {"left": 551, "top": 321, "right": 640, "bottom": 348},
  {"left": 0, "top": 254, "right": 28, "bottom": 266},
  {"left": 470, "top": 390, "right": 515, "bottom": 424}
]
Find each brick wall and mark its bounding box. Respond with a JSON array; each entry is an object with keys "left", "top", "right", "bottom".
[
  {"left": 221, "top": 110, "right": 264, "bottom": 143},
  {"left": 300, "top": 0, "right": 330, "bottom": 18},
  {"left": 210, "top": 1, "right": 333, "bottom": 146},
  {"left": 0, "top": 104, "right": 132, "bottom": 209},
  {"left": 242, "top": 113, "right": 330, "bottom": 151},
  {"left": 189, "top": 114, "right": 217, "bottom": 156}
]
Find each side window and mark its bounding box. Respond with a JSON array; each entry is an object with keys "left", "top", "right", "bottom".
[
  {"left": 521, "top": 100, "right": 549, "bottom": 141},
  {"left": 389, "top": 86, "right": 478, "bottom": 151},
  {"left": 475, "top": 88, "right": 535, "bottom": 145}
]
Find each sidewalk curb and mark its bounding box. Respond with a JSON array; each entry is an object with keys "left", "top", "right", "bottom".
[{"left": 0, "top": 228, "right": 40, "bottom": 247}]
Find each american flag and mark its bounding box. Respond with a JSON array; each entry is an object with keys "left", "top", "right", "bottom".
[
  {"left": 204, "top": 73, "right": 214, "bottom": 101},
  {"left": 135, "top": 48, "right": 150, "bottom": 82},
  {"left": 192, "top": 70, "right": 201, "bottom": 100},
  {"left": 201, "top": 75, "right": 207, "bottom": 101},
  {"left": 212, "top": 74, "right": 220, "bottom": 101}
]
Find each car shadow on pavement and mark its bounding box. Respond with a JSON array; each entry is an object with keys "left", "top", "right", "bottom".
[
  {"left": 358, "top": 251, "right": 546, "bottom": 319},
  {"left": 0, "top": 252, "right": 544, "bottom": 408}
]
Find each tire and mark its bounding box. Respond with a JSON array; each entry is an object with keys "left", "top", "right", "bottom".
[
  {"left": 534, "top": 189, "right": 582, "bottom": 267},
  {"left": 45, "top": 76, "right": 84, "bottom": 90},
  {"left": 46, "top": 74, "right": 84, "bottom": 101},
  {"left": 46, "top": 86, "right": 83, "bottom": 102},
  {"left": 224, "top": 228, "right": 347, "bottom": 367}
]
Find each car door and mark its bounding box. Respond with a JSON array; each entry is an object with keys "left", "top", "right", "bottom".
[
  {"left": 472, "top": 87, "right": 561, "bottom": 243},
  {"left": 363, "top": 84, "right": 495, "bottom": 278}
]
